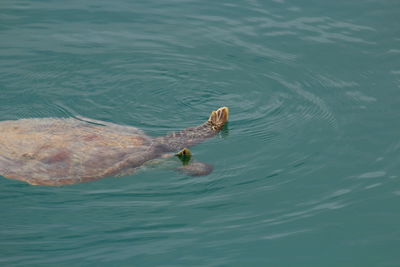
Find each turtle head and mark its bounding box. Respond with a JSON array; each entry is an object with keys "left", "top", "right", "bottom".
[{"left": 208, "top": 107, "right": 229, "bottom": 131}]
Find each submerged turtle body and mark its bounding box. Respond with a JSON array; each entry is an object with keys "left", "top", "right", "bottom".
[{"left": 0, "top": 107, "right": 228, "bottom": 186}]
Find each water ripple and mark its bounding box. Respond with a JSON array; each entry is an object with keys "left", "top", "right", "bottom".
[{"left": 1, "top": 0, "right": 399, "bottom": 265}]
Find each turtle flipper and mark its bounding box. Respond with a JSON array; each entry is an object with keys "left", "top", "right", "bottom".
[
  {"left": 176, "top": 162, "right": 213, "bottom": 176},
  {"left": 176, "top": 148, "right": 192, "bottom": 165},
  {"left": 175, "top": 148, "right": 213, "bottom": 176}
]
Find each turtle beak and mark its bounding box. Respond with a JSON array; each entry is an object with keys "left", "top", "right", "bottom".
[
  {"left": 216, "top": 107, "right": 229, "bottom": 123},
  {"left": 208, "top": 106, "right": 229, "bottom": 130}
]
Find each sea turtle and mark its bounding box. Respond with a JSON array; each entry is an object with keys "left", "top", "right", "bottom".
[{"left": 0, "top": 107, "right": 229, "bottom": 186}]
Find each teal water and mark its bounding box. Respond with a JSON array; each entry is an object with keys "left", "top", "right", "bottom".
[{"left": 1, "top": 0, "right": 400, "bottom": 265}]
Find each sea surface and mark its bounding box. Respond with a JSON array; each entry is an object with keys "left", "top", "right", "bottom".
[{"left": 1, "top": 0, "right": 400, "bottom": 266}]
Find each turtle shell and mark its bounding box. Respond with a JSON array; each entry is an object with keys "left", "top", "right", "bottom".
[{"left": 0, "top": 118, "right": 155, "bottom": 185}]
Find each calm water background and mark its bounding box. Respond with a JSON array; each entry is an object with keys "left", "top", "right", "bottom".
[{"left": 1, "top": 0, "right": 400, "bottom": 266}]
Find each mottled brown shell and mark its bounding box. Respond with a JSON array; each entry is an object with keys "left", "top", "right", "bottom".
[{"left": 0, "top": 118, "right": 154, "bottom": 185}]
